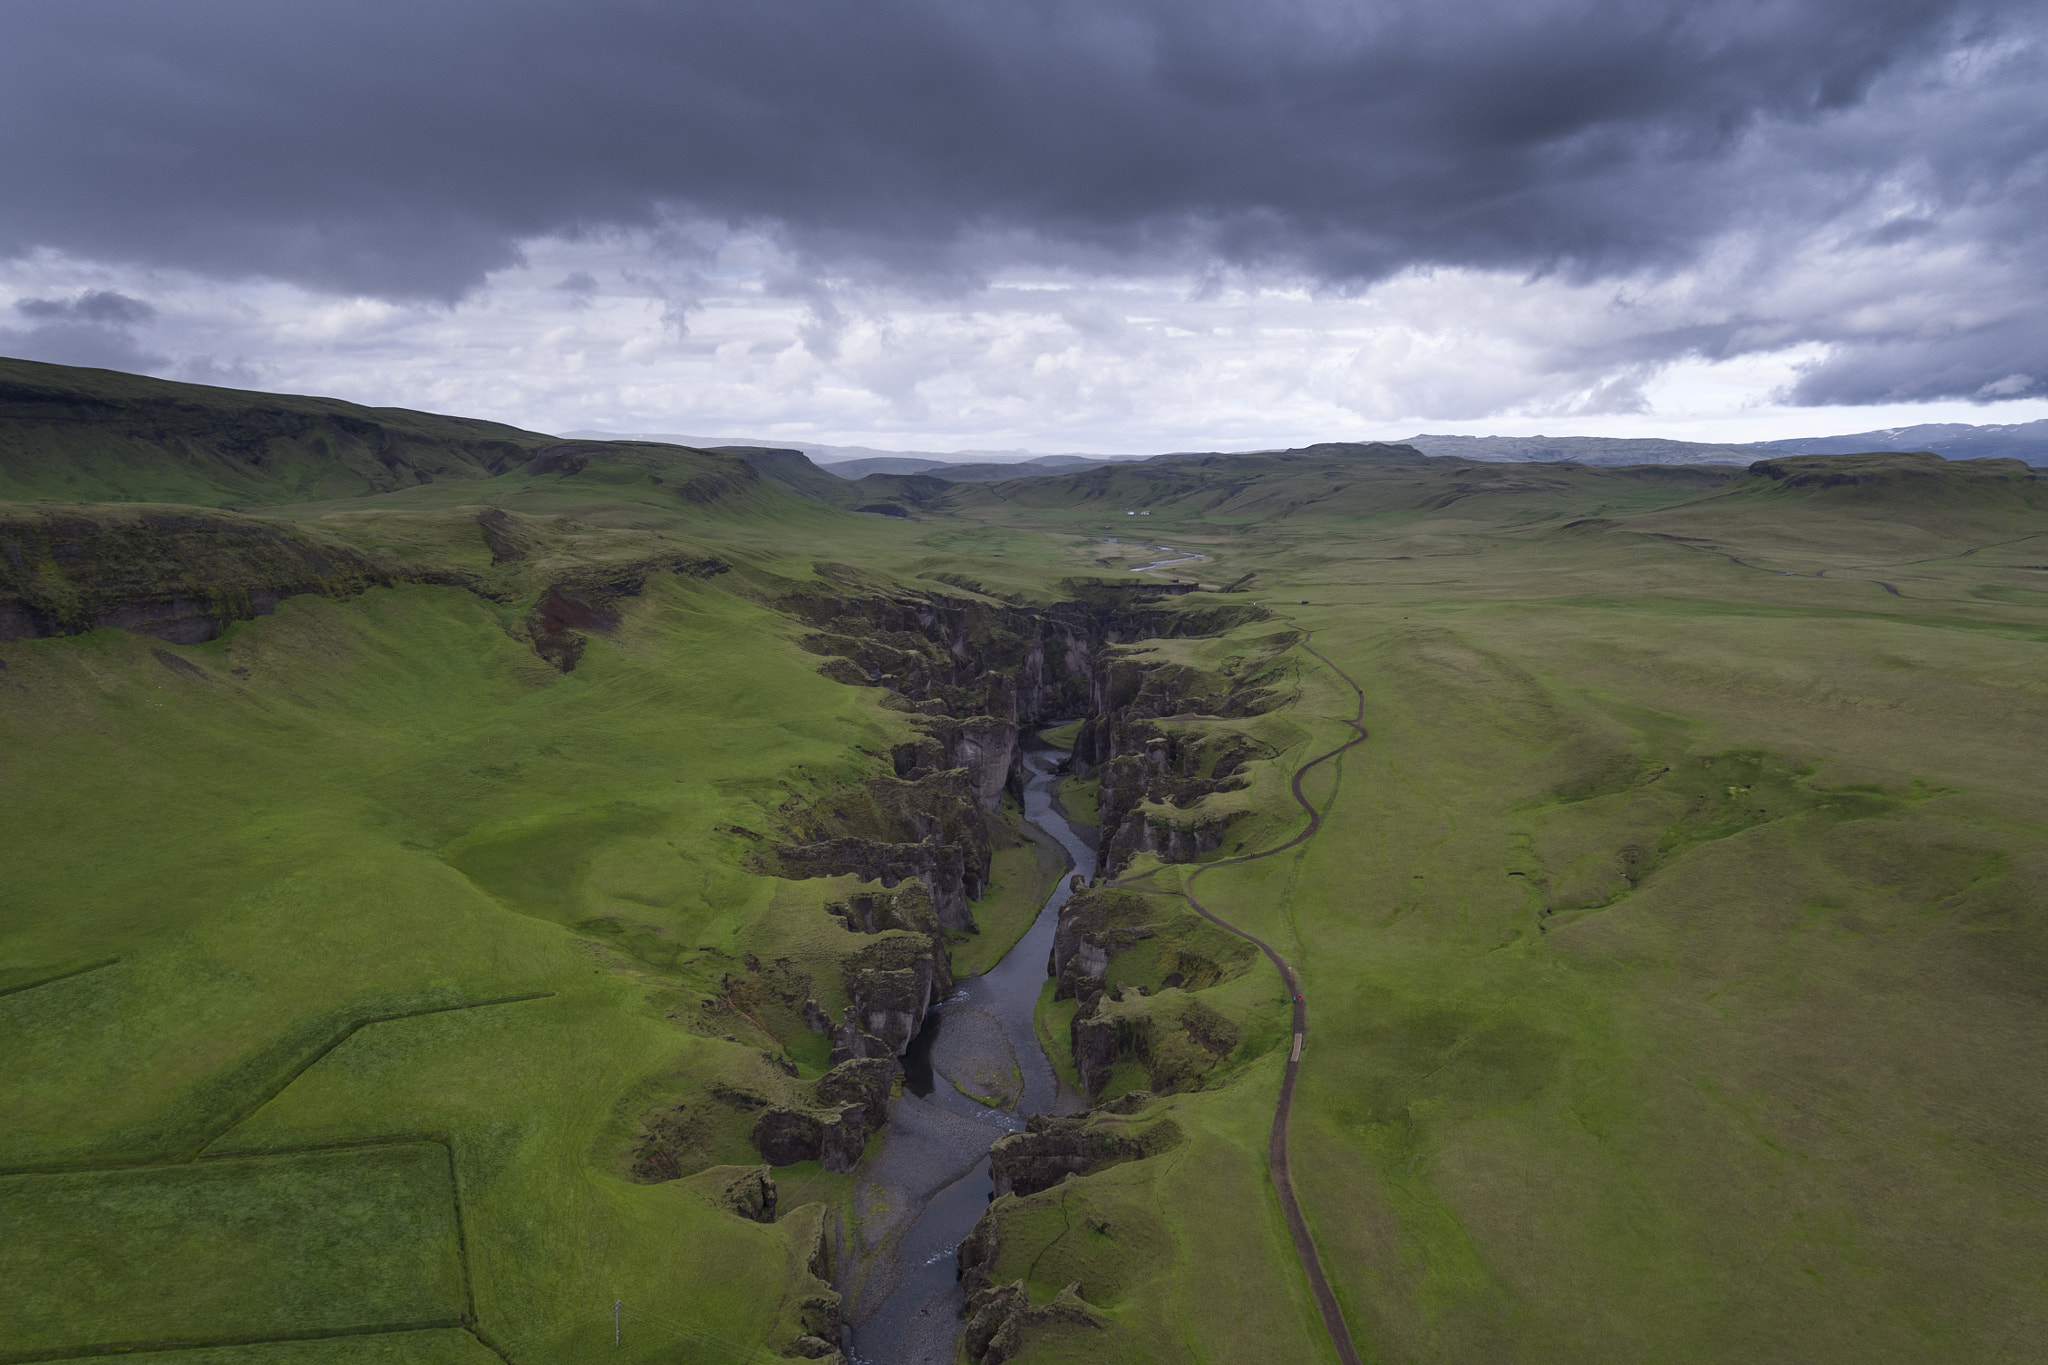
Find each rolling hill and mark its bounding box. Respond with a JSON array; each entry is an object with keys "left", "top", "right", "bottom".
[{"left": 3, "top": 360, "right": 2045, "bottom": 1365}]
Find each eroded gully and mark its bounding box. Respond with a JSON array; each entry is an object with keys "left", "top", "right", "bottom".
[{"left": 843, "top": 742, "right": 1092, "bottom": 1365}]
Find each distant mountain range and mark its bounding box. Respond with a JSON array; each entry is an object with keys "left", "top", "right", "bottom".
[
  {"left": 560, "top": 431, "right": 1149, "bottom": 480},
  {"left": 1396, "top": 434, "right": 1759, "bottom": 466},
  {"left": 569, "top": 419, "right": 2048, "bottom": 476},
  {"left": 1746, "top": 419, "right": 2048, "bottom": 465},
  {"left": 1405, "top": 421, "right": 2048, "bottom": 468}
]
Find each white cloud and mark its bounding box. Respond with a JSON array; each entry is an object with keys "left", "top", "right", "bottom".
[{"left": 6, "top": 222, "right": 2048, "bottom": 451}]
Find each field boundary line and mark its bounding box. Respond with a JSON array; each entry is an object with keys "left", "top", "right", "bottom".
[
  {"left": 0, "top": 1320, "right": 466, "bottom": 1364},
  {"left": 0, "top": 958, "right": 120, "bottom": 999},
  {"left": 2, "top": 1133, "right": 515, "bottom": 1363},
  {"left": 196, "top": 993, "right": 557, "bottom": 1157},
  {"left": 0, "top": 993, "right": 556, "bottom": 1178},
  {"left": 1109, "top": 617, "right": 1368, "bottom": 1365}
]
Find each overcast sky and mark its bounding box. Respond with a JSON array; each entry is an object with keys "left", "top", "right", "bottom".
[{"left": 4, "top": 0, "right": 2047, "bottom": 450}]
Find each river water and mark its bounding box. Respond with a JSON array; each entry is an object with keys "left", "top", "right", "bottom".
[
  {"left": 1098, "top": 536, "right": 1209, "bottom": 573},
  {"left": 843, "top": 742, "right": 1095, "bottom": 1364}
]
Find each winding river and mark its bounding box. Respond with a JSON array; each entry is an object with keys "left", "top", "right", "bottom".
[{"left": 843, "top": 740, "right": 1094, "bottom": 1365}]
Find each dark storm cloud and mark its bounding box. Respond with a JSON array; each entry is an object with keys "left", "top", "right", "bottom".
[
  {"left": 1790, "top": 321, "right": 2048, "bottom": 404},
  {"left": 3, "top": 0, "right": 2044, "bottom": 401},
  {"left": 4, "top": 289, "right": 163, "bottom": 371},
  {"left": 16, "top": 290, "right": 156, "bottom": 325}
]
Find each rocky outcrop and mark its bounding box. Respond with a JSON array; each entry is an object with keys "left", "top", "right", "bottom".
[
  {"left": 779, "top": 1207, "right": 845, "bottom": 1362},
  {"left": 762, "top": 772, "right": 993, "bottom": 931},
  {"left": 1050, "top": 884, "right": 1254, "bottom": 1094},
  {"left": 835, "top": 932, "right": 953, "bottom": 1060},
  {"left": 961, "top": 1281, "right": 1105, "bottom": 1365},
  {"left": 825, "top": 879, "right": 943, "bottom": 936},
  {"left": 892, "top": 714, "right": 1019, "bottom": 812},
  {"left": 987, "top": 1101, "right": 1183, "bottom": 1198},
  {"left": 776, "top": 836, "right": 978, "bottom": 931},
  {"left": 789, "top": 582, "right": 1269, "bottom": 810},
  {"left": 1070, "top": 1009, "right": 1121, "bottom": 1099},
  {"left": 749, "top": 1055, "right": 902, "bottom": 1172},
  {"left": 0, "top": 503, "right": 410, "bottom": 643},
  {"left": 814, "top": 1056, "right": 894, "bottom": 1129},
  {"left": 752, "top": 1107, "right": 827, "bottom": 1166},
  {"left": 702, "top": 1165, "right": 779, "bottom": 1223},
  {"left": 516, "top": 552, "right": 730, "bottom": 672},
  {"left": 1049, "top": 888, "right": 1160, "bottom": 1008},
  {"left": 1076, "top": 647, "right": 1290, "bottom": 876}
]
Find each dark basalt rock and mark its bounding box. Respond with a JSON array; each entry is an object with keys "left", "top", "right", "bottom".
[
  {"left": 818, "top": 1104, "right": 875, "bottom": 1173},
  {"left": 776, "top": 835, "right": 977, "bottom": 931},
  {"left": 1070, "top": 1011, "right": 1120, "bottom": 1099},
  {"left": 987, "top": 1105, "right": 1183, "bottom": 1198},
  {"left": 0, "top": 504, "right": 408, "bottom": 644},
  {"left": 961, "top": 1280, "right": 1105, "bottom": 1364},
  {"left": 1049, "top": 888, "right": 1158, "bottom": 1006},
  {"left": 1077, "top": 655, "right": 1288, "bottom": 875},
  {"left": 750, "top": 1056, "right": 902, "bottom": 1170},
  {"left": 762, "top": 771, "right": 993, "bottom": 931},
  {"left": 835, "top": 932, "right": 953, "bottom": 1059},
  {"left": 826, "top": 879, "right": 943, "bottom": 936},
  {"left": 751, "top": 1106, "right": 825, "bottom": 1166},
  {"left": 709, "top": 1165, "right": 778, "bottom": 1223},
  {"left": 813, "top": 1056, "right": 895, "bottom": 1130}
]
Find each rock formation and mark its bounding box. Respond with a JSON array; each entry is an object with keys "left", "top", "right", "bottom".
[
  {"left": 987, "top": 1100, "right": 1184, "bottom": 1198},
  {"left": 0, "top": 503, "right": 409, "bottom": 643},
  {"left": 960, "top": 1281, "right": 1105, "bottom": 1365},
  {"left": 749, "top": 1055, "right": 901, "bottom": 1172}
]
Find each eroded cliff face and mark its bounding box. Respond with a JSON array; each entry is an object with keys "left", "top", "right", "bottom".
[
  {"left": 757, "top": 579, "right": 1268, "bottom": 943},
  {"left": 1049, "top": 885, "right": 1258, "bottom": 1098},
  {"left": 750, "top": 1056, "right": 899, "bottom": 1174},
  {"left": 788, "top": 580, "right": 1268, "bottom": 810},
  {"left": 1075, "top": 642, "right": 1294, "bottom": 875},
  {"left": 759, "top": 774, "right": 993, "bottom": 930},
  {"left": 734, "top": 582, "right": 1271, "bottom": 1198},
  {"left": 0, "top": 499, "right": 731, "bottom": 673},
  {"left": 0, "top": 503, "right": 412, "bottom": 643},
  {"left": 986, "top": 1100, "right": 1184, "bottom": 1198},
  {"left": 954, "top": 1094, "right": 1178, "bottom": 1363}
]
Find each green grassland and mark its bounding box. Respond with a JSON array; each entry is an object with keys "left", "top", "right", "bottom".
[
  {"left": 3, "top": 1144, "right": 466, "bottom": 1354},
  {"left": 4, "top": 362, "right": 2046, "bottom": 1364},
  {"left": 958, "top": 449, "right": 2048, "bottom": 1364},
  {"left": 0, "top": 568, "right": 907, "bottom": 1361}
]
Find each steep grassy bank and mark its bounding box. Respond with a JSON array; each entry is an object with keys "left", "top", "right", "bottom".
[{"left": 0, "top": 572, "right": 891, "bottom": 1361}]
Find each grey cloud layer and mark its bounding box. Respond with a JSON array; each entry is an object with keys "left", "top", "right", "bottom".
[{"left": 3, "top": 0, "right": 2045, "bottom": 403}]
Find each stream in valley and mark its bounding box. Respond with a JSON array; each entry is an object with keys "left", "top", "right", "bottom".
[{"left": 843, "top": 741, "right": 1094, "bottom": 1365}]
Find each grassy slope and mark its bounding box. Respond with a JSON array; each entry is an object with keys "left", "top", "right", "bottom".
[
  {"left": 952, "top": 450, "right": 2048, "bottom": 1363},
  {"left": 0, "top": 418, "right": 1129, "bottom": 1362},
  {"left": 0, "top": 571, "right": 907, "bottom": 1360},
  {"left": 0, "top": 356, "right": 562, "bottom": 507},
  {"left": 0, "top": 355, "right": 878, "bottom": 515},
  {"left": 6, "top": 405, "right": 2046, "bottom": 1364}
]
